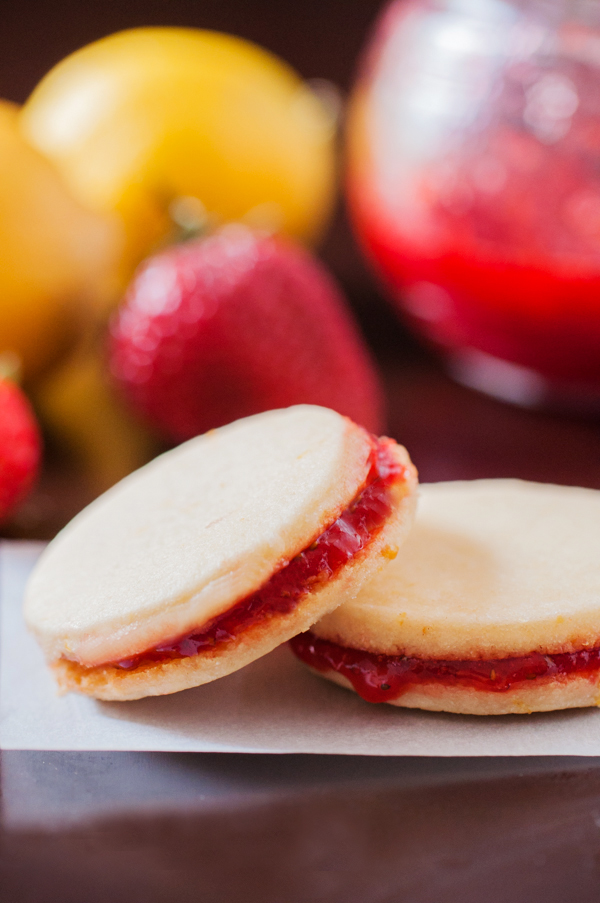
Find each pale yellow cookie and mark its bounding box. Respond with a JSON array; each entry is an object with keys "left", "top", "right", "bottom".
[
  {"left": 25, "top": 405, "right": 417, "bottom": 700},
  {"left": 303, "top": 480, "right": 600, "bottom": 715}
]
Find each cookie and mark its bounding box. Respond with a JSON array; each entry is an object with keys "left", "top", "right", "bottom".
[
  {"left": 292, "top": 480, "right": 600, "bottom": 715},
  {"left": 25, "top": 405, "right": 417, "bottom": 700}
]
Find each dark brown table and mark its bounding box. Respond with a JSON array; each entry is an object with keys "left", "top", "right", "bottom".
[{"left": 3, "top": 751, "right": 600, "bottom": 903}]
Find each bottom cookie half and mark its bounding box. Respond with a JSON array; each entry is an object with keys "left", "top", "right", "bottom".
[{"left": 315, "top": 667, "right": 600, "bottom": 716}]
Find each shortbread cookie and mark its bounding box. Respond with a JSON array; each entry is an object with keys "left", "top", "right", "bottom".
[
  {"left": 292, "top": 480, "right": 600, "bottom": 715},
  {"left": 25, "top": 405, "right": 417, "bottom": 700}
]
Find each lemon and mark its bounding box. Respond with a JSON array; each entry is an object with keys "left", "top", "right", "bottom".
[
  {"left": 21, "top": 28, "right": 337, "bottom": 294},
  {"left": 0, "top": 100, "right": 120, "bottom": 380}
]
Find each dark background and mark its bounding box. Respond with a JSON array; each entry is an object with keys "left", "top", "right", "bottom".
[{"left": 3, "top": 0, "right": 383, "bottom": 100}]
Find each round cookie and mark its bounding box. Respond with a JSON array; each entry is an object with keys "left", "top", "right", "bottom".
[
  {"left": 292, "top": 479, "right": 600, "bottom": 715},
  {"left": 25, "top": 405, "right": 417, "bottom": 700}
]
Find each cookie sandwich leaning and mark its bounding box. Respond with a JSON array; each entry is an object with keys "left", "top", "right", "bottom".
[
  {"left": 292, "top": 479, "right": 600, "bottom": 715},
  {"left": 25, "top": 405, "right": 417, "bottom": 700}
]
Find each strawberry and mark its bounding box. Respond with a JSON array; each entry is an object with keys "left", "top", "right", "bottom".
[
  {"left": 109, "top": 227, "right": 384, "bottom": 441},
  {"left": 0, "top": 371, "right": 42, "bottom": 522}
]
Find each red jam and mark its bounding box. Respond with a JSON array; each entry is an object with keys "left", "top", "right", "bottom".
[
  {"left": 290, "top": 632, "right": 600, "bottom": 703},
  {"left": 112, "top": 438, "right": 405, "bottom": 671},
  {"left": 349, "top": 1, "right": 600, "bottom": 391}
]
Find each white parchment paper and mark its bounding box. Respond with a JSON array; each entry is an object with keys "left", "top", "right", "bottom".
[{"left": 2, "top": 540, "right": 600, "bottom": 754}]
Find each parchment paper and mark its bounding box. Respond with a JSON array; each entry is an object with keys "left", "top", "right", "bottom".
[{"left": 2, "top": 540, "right": 600, "bottom": 755}]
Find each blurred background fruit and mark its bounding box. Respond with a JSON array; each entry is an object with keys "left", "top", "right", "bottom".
[
  {"left": 33, "top": 340, "right": 161, "bottom": 494},
  {"left": 109, "top": 226, "right": 384, "bottom": 440},
  {"left": 0, "top": 361, "right": 42, "bottom": 522},
  {"left": 0, "top": 99, "right": 120, "bottom": 381},
  {"left": 21, "top": 27, "right": 338, "bottom": 303}
]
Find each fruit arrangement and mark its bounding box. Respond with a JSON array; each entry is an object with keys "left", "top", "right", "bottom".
[{"left": 0, "top": 26, "right": 382, "bottom": 531}]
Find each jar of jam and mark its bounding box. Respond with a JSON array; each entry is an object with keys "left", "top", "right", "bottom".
[{"left": 348, "top": 0, "right": 600, "bottom": 408}]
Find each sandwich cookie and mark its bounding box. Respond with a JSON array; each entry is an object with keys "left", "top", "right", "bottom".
[
  {"left": 25, "top": 405, "right": 417, "bottom": 700},
  {"left": 291, "top": 480, "right": 600, "bottom": 715}
]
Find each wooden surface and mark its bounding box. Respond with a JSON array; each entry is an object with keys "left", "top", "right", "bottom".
[{"left": 3, "top": 752, "right": 600, "bottom": 903}]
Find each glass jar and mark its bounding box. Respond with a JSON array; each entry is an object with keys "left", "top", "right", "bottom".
[{"left": 348, "top": 0, "right": 600, "bottom": 408}]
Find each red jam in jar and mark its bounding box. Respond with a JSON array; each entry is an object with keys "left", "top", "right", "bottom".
[
  {"left": 113, "top": 438, "right": 405, "bottom": 671},
  {"left": 349, "top": 0, "right": 600, "bottom": 403},
  {"left": 290, "top": 632, "right": 600, "bottom": 703}
]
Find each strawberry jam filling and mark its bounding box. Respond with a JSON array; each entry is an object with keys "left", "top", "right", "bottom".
[
  {"left": 111, "top": 437, "right": 405, "bottom": 671},
  {"left": 290, "top": 632, "right": 600, "bottom": 703}
]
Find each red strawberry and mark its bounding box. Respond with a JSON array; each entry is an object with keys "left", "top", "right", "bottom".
[
  {"left": 0, "top": 375, "right": 42, "bottom": 522},
  {"left": 109, "top": 227, "right": 384, "bottom": 441}
]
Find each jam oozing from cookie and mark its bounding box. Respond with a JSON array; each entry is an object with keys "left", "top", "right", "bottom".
[
  {"left": 290, "top": 632, "right": 600, "bottom": 703},
  {"left": 112, "top": 438, "right": 405, "bottom": 671}
]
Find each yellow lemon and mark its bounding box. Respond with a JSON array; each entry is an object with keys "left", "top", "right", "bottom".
[
  {"left": 21, "top": 28, "right": 337, "bottom": 293},
  {"left": 0, "top": 100, "right": 120, "bottom": 380}
]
